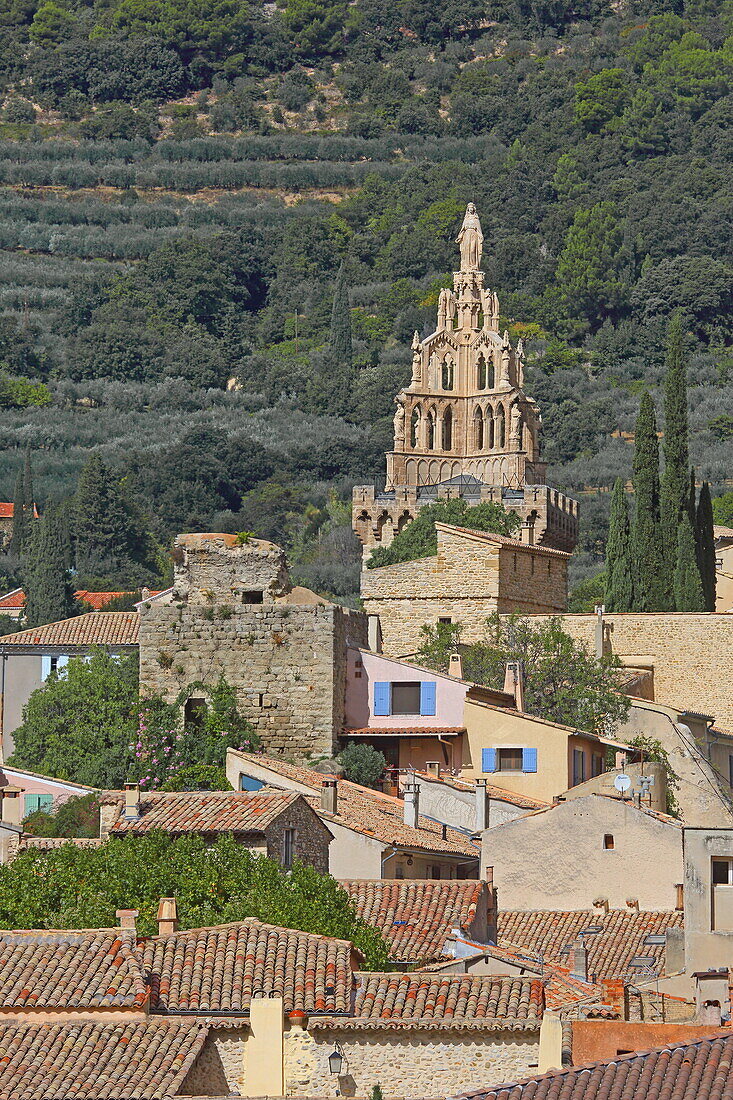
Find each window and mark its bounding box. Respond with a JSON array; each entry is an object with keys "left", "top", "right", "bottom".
[
  {"left": 24, "top": 792, "right": 52, "bottom": 816},
  {"left": 429, "top": 865, "right": 441, "bottom": 880},
  {"left": 282, "top": 828, "right": 296, "bottom": 870},
  {"left": 497, "top": 748, "right": 523, "bottom": 772},
  {"left": 482, "top": 747, "right": 537, "bottom": 773},
  {"left": 477, "top": 356, "right": 486, "bottom": 389},
  {"left": 442, "top": 406, "right": 453, "bottom": 450},
  {"left": 242, "top": 590, "right": 263, "bottom": 604},
  {"left": 572, "top": 749, "right": 586, "bottom": 786},
  {"left": 184, "top": 697, "right": 207, "bottom": 727},
  {"left": 712, "top": 859, "right": 733, "bottom": 884},
  {"left": 441, "top": 359, "right": 454, "bottom": 390},
  {"left": 711, "top": 859, "right": 733, "bottom": 931},
  {"left": 592, "top": 754, "right": 604, "bottom": 778},
  {"left": 603, "top": 834, "right": 615, "bottom": 850},
  {"left": 438, "top": 616, "right": 452, "bottom": 625},
  {"left": 729, "top": 754, "right": 733, "bottom": 788},
  {"left": 374, "top": 681, "right": 436, "bottom": 717},
  {"left": 240, "top": 775, "right": 264, "bottom": 792}
]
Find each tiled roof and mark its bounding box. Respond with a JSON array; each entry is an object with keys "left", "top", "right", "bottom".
[
  {"left": 410, "top": 770, "right": 548, "bottom": 809},
  {"left": 343, "top": 727, "right": 466, "bottom": 737},
  {"left": 18, "top": 835, "right": 103, "bottom": 851},
  {"left": 234, "top": 752, "right": 479, "bottom": 859},
  {"left": 0, "top": 929, "right": 148, "bottom": 1009},
  {"left": 453, "top": 1035, "right": 733, "bottom": 1100},
  {"left": 0, "top": 1019, "right": 207, "bottom": 1099},
  {"left": 0, "top": 611, "right": 139, "bottom": 647},
  {"left": 498, "top": 910, "right": 684, "bottom": 981},
  {"left": 0, "top": 590, "right": 151, "bottom": 612},
  {"left": 0, "top": 587, "right": 24, "bottom": 610},
  {"left": 0, "top": 502, "right": 37, "bottom": 520},
  {"left": 435, "top": 523, "right": 571, "bottom": 558},
  {"left": 141, "top": 919, "right": 356, "bottom": 1014},
  {"left": 101, "top": 789, "right": 303, "bottom": 836},
  {"left": 342, "top": 880, "right": 487, "bottom": 962},
  {"left": 315, "top": 974, "right": 544, "bottom": 1030}
]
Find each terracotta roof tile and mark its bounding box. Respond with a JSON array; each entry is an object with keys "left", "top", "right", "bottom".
[
  {"left": 313, "top": 974, "right": 544, "bottom": 1030},
  {"left": 0, "top": 588, "right": 24, "bottom": 610},
  {"left": 235, "top": 753, "right": 479, "bottom": 859},
  {"left": 0, "top": 611, "right": 139, "bottom": 647},
  {"left": 0, "top": 929, "right": 148, "bottom": 1009},
  {"left": 435, "top": 523, "right": 571, "bottom": 558},
  {"left": 101, "top": 789, "right": 304, "bottom": 836},
  {"left": 453, "top": 1035, "right": 733, "bottom": 1100},
  {"left": 343, "top": 880, "right": 487, "bottom": 962},
  {"left": 410, "top": 771, "right": 548, "bottom": 809},
  {"left": 142, "top": 919, "right": 356, "bottom": 1014},
  {"left": 498, "top": 909, "right": 684, "bottom": 981},
  {"left": 343, "top": 727, "right": 465, "bottom": 737},
  {"left": 0, "top": 502, "right": 37, "bottom": 520},
  {"left": 0, "top": 1019, "right": 207, "bottom": 1099}
]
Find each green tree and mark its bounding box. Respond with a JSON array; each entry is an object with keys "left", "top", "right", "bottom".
[
  {"left": 713, "top": 492, "right": 733, "bottom": 528},
  {"left": 308, "top": 264, "right": 355, "bottom": 419},
  {"left": 330, "top": 262, "right": 353, "bottom": 370},
  {"left": 0, "top": 834, "right": 390, "bottom": 968},
  {"left": 74, "top": 454, "right": 158, "bottom": 586},
  {"left": 9, "top": 649, "right": 139, "bottom": 787},
  {"left": 337, "top": 743, "right": 386, "bottom": 788},
  {"left": 23, "top": 508, "right": 77, "bottom": 628},
  {"left": 660, "top": 313, "right": 690, "bottom": 601},
  {"left": 555, "top": 202, "right": 628, "bottom": 327},
  {"left": 674, "top": 512, "right": 706, "bottom": 612},
  {"left": 367, "top": 499, "right": 520, "bottom": 569},
  {"left": 569, "top": 571, "right": 606, "bottom": 613},
  {"left": 604, "top": 478, "right": 634, "bottom": 611},
  {"left": 631, "top": 392, "right": 666, "bottom": 611},
  {"left": 10, "top": 469, "right": 26, "bottom": 554},
  {"left": 23, "top": 793, "right": 100, "bottom": 839},
  {"left": 695, "top": 480, "right": 716, "bottom": 611},
  {"left": 418, "top": 614, "right": 630, "bottom": 737},
  {"left": 574, "top": 68, "right": 632, "bottom": 132}
]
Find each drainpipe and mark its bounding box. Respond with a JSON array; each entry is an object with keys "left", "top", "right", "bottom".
[{"left": 594, "top": 604, "right": 605, "bottom": 660}]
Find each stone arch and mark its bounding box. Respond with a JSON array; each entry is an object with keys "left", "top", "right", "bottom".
[
  {"left": 410, "top": 404, "right": 421, "bottom": 449},
  {"left": 441, "top": 356, "right": 455, "bottom": 391},
  {"left": 417, "top": 459, "right": 428, "bottom": 485},
  {"left": 451, "top": 461, "right": 461, "bottom": 478},
  {"left": 496, "top": 405, "right": 506, "bottom": 449},
  {"left": 473, "top": 405, "right": 484, "bottom": 450},
  {"left": 354, "top": 511, "right": 371, "bottom": 543},
  {"left": 376, "top": 511, "right": 393, "bottom": 543},
  {"left": 442, "top": 404, "right": 453, "bottom": 451},
  {"left": 476, "top": 354, "right": 487, "bottom": 390},
  {"left": 487, "top": 406, "right": 495, "bottom": 450},
  {"left": 396, "top": 510, "right": 412, "bottom": 533},
  {"left": 429, "top": 459, "right": 440, "bottom": 483},
  {"left": 488, "top": 355, "right": 496, "bottom": 388},
  {"left": 405, "top": 458, "right": 417, "bottom": 482}
]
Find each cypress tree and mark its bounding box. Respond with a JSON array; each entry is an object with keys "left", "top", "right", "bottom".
[
  {"left": 10, "top": 468, "right": 26, "bottom": 553},
  {"left": 329, "top": 261, "right": 353, "bottom": 371},
  {"left": 631, "top": 391, "right": 666, "bottom": 610},
  {"left": 660, "top": 313, "right": 689, "bottom": 598},
  {"left": 604, "top": 477, "right": 634, "bottom": 611},
  {"left": 23, "top": 508, "right": 77, "bottom": 628},
  {"left": 74, "top": 454, "right": 141, "bottom": 583},
  {"left": 696, "top": 480, "right": 716, "bottom": 611},
  {"left": 22, "top": 447, "right": 34, "bottom": 519},
  {"left": 309, "top": 263, "right": 355, "bottom": 419},
  {"left": 674, "top": 512, "right": 706, "bottom": 612}
]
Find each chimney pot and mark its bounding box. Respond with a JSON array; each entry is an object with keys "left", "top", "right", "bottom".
[
  {"left": 116, "top": 909, "right": 139, "bottom": 932},
  {"left": 503, "top": 661, "right": 525, "bottom": 712},
  {"left": 475, "top": 778, "right": 488, "bottom": 832},
  {"left": 593, "top": 896, "right": 610, "bottom": 916},
  {"left": 675, "top": 883, "right": 684, "bottom": 911},
  {"left": 403, "top": 783, "right": 420, "bottom": 829},
  {"left": 320, "top": 778, "right": 338, "bottom": 816},
  {"left": 626, "top": 897, "right": 639, "bottom": 912},
  {"left": 0, "top": 788, "right": 22, "bottom": 828},
  {"left": 448, "top": 652, "right": 463, "bottom": 679},
  {"left": 484, "top": 865, "right": 494, "bottom": 885},
  {"left": 124, "top": 781, "right": 140, "bottom": 820},
  {"left": 157, "top": 897, "right": 178, "bottom": 935},
  {"left": 570, "top": 938, "right": 588, "bottom": 983}
]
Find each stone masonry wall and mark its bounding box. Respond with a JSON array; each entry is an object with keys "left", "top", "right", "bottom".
[
  {"left": 139, "top": 602, "right": 368, "bottom": 759},
  {"left": 264, "top": 798, "right": 332, "bottom": 873},
  {"left": 181, "top": 1027, "right": 247, "bottom": 1095}
]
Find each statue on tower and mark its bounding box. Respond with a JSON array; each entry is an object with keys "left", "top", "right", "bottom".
[{"left": 456, "top": 203, "right": 483, "bottom": 272}]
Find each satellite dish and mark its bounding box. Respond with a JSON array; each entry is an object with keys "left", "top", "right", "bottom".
[{"left": 614, "top": 774, "right": 632, "bottom": 793}]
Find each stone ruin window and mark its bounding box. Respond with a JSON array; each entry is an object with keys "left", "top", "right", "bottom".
[
  {"left": 242, "top": 590, "right": 264, "bottom": 604},
  {"left": 441, "top": 358, "right": 454, "bottom": 391}
]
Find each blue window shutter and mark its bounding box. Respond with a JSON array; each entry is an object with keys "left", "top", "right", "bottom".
[
  {"left": 41, "top": 656, "right": 52, "bottom": 681},
  {"left": 522, "top": 747, "right": 538, "bottom": 773},
  {"left": 482, "top": 747, "right": 496, "bottom": 773},
  {"left": 24, "top": 793, "right": 39, "bottom": 815},
  {"left": 38, "top": 793, "right": 52, "bottom": 810},
  {"left": 374, "top": 682, "right": 391, "bottom": 716},
  {"left": 420, "top": 681, "right": 436, "bottom": 716}
]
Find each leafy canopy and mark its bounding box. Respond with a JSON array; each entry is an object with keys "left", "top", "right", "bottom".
[
  {"left": 0, "top": 834, "right": 390, "bottom": 969},
  {"left": 337, "top": 742, "right": 386, "bottom": 787},
  {"left": 367, "top": 499, "right": 520, "bottom": 569},
  {"left": 418, "top": 614, "right": 630, "bottom": 737}
]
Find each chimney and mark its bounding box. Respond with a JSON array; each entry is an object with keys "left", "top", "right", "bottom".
[
  {"left": 117, "top": 909, "right": 139, "bottom": 933},
  {"left": 157, "top": 897, "right": 179, "bottom": 935},
  {"left": 475, "top": 779, "right": 488, "bottom": 832},
  {"left": 320, "top": 778, "right": 338, "bottom": 816},
  {"left": 0, "top": 788, "right": 22, "bottom": 827},
  {"left": 484, "top": 865, "right": 494, "bottom": 886},
  {"left": 570, "top": 938, "right": 588, "bottom": 983},
  {"left": 593, "top": 896, "right": 609, "bottom": 916},
  {"left": 615, "top": 751, "right": 627, "bottom": 770},
  {"left": 449, "top": 652, "right": 463, "bottom": 679},
  {"left": 503, "top": 661, "right": 525, "bottom": 712},
  {"left": 403, "top": 783, "right": 420, "bottom": 829},
  {"left": 626, "top": 897, "right": 639, "bottom": 913},
  {"left": 601, "top": 978, "right": 626, "bottom": 1018},
  {"left": 124, "top": 781, "right": 140, "bottom": 820}
]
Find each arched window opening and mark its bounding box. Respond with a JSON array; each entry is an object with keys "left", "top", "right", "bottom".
[
  {"left": 442, "top": 406, "right": 453, "bottom": 451},
  {"left": 410, "top": 406, "right": 420, "bottom": 449},
  {"left": 488, "top": 412, "right": 495, "bottom": 450},
  {"left": 488, "top": 357, "right": 496, "bottom": 389},
  {"left": 441, "top": 358, "right": 454, "bottom": 391},
  {"left": 474, "top": 408, "right": 484, "bottom": 450},
  {"left": 427, "top": 410, "right": 436, "bottom": 450},
  {"left": 477, "top": 355, "right": 486, "bottom": 390},
  {"left": 497, "top": 406, "right": 506, "bottom": 449}
]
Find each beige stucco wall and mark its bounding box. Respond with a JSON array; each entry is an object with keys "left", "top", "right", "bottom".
[
  {"left": 461, "top": 699, "right": 612, "bottom": 804},
  {"left": 681, "top": 828, "right": 733, "bottom": 980},
  {"left": 482, "top": 794, "right": 683, "bottom": 911},
  {"left": 1, "top": 653, "right": 44, "bottom": 759}
]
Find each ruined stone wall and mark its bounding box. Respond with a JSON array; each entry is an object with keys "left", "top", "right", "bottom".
[{"left": 138, "top": 602, "right": 368, "bottom": 759}]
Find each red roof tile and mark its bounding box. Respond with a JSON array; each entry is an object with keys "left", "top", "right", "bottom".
[
  {"left": 343, "top": 880, "right": 487, "bottom": 962},
  {"left": 435, "top": 523, "right": 571, "bottom": 558},
  {"left": 315, "top": 974, "right": 544, "bottom": 1030},
  {"left": 141, "top": 918, "right": 356, "bottom": 1014},
  {"left": 234, "top": 752, "right": 479, "bottom": 859},
  {"left": 498, "top": 909, "right": 684, "bottom": 982},
  {"left": 101, "top": 789, "right": 305, "bottom": 836},
  {"left": 0, "top": 1019, "right": 207, "bottom": 1099},
  {"left": 0, "top": 929, "right": 148, "bottom": 1009},
  {"left": 344, "top": 727, "right": 465, "bottom": 737},
  {"left": 0, "top": 611, "right": 139, "bottom": 647},
  {"left": 0, "top": 588, "right": 24, "bottom": 610},
  {"left": 410, "top": 770, "right": 548, "bottom": 809},
  {"left": 453, "top": 1035, "right": 733, "bottom": 1100},
  {"left": 0, "top": 502, "right": 37, "bottom": 520}
]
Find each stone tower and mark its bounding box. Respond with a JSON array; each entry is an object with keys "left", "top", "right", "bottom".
[{"left": 353, "top": 203, "right": 579, "bottom": 556}]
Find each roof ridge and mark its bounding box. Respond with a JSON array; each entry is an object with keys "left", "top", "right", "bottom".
[{"left": 145, "top": 916, "right": 359, "bottom": 949}]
